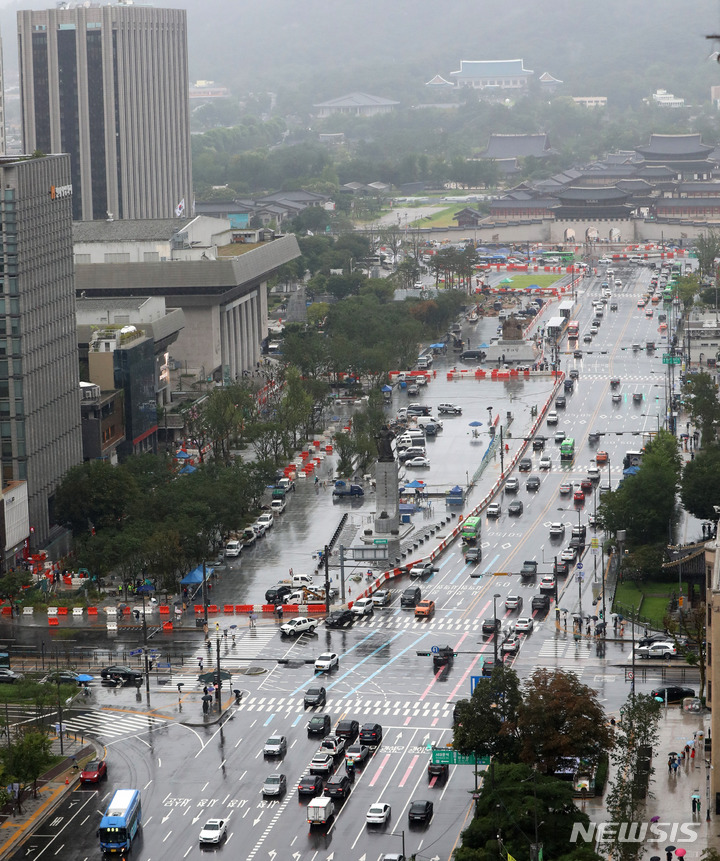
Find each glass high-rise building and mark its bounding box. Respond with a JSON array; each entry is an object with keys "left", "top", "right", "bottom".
[
  {"left": 18, "top": 4, "right": 193, "bottom": 222},
  {"left": 0, "top": 153, "right": 82, "bottom": 546}
]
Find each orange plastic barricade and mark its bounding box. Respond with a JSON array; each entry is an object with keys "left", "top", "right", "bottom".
[
  {"left": 158, "top": 605, "right": 170, "bottom": 615},
  {"left": 57, "top": 607, "right": 69, "bottom": 616},
  {"left": 236, "top": 604, "right": 253, "bottom": 613},
  {"left": 0, "top": 607, "right": 11, "bottom": 616},
  {"left": 162, "top": 621, "right": 173, "bottom": 631},
  {"left": 194, "top": 605, "right": 204, "bottom": 614},
  {"left": 87, "top": 607, "right": 98, "bottom": 615},
  {"left": 48, "top": 617, "right": 59, "bottom": 626},
  {"left": 223, "top": 604, "right": 234, "bottom": 614},
  {"left": 207, "top": 604, "right": 218, "bottom": 614}
]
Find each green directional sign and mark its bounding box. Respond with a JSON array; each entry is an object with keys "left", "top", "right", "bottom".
[
  {"left": 431, "top": 749, "right": 490, "bottom": 766},
  {"left": 662, "top": 354, "right": 681, "bottom": 365},
  {"left": 373, "top": 538, "right": 388, "bottom": 545}
]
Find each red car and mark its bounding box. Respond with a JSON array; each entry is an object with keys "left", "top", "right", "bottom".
[
  {"left": 80, "top": 759, "right": 107, "bottom": 783},
  {"left": 580, "top": 478, "right": 593, "bottom": 492},
  {"left": 574, "top": 489, "right": 585, "bottom": 503}
]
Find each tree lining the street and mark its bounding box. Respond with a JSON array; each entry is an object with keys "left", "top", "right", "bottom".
[
  {"left": 680, "top": 444, "right": 720, "bottom": 520},
  {"left": 682, "top": 371, "right": 720, "bottom": 445}
]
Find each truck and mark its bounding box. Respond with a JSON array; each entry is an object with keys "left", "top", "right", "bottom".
[
  {"left": 332, "top": 484, "right": 364, "bottom": 498},
  {"left": 307, "top": 796, "right": 335, "bottom": 826},
  {"left": 520, "top": 560, "right": 538, "bottom": 579}
]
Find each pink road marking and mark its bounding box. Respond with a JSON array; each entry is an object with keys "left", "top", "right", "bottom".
[
  {"left": 419, "top": 631, "right": 471, "bottom": 701},
  {"left": 475, "top": 598, "right": 492, "bottom": 619},
  {"left": 432, "top": 717, "right": 439, "bottom": 726},
  {"left": 447, "top": 644, "right": 489, "bottom": 703},
  {"left": 404, "top": 715, "right": 412, "bottom": 725},
  {"left": 428, "top": 774, "right": 438, "bottom": 788},
  {"left": 369, "top": 753, "right": 390, "bottom": 787},
  {"left": 398, "top": 754, "right": 419, "bottom": 788}
]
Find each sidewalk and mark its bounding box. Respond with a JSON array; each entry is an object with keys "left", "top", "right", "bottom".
[
  {"left": 583, "top": 705, "right": 716, "bottom": 859},
  {"left": 0, "top": 734, "right": 97, "bottom": 861}
]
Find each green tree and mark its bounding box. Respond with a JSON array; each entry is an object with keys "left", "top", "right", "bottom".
[
  {"left": 683, "top": 371, "right": 720, "bottom": 445},
  {"left": 694, "top": 229, "right": 720, "bottom": 279},
  {"left": 664, "top": 605, "right": 708, "bottom": 699},
  {"left": 680, "top": 444, "right": 720, "bottom": 520},
  {"left": 54, "top": 461, "right": 138, "bottom": 537},
  {"left": 455, "top": 762, "right": 601, "bottom": 861},
  {"left": 453, "top": 666, "right": 522, "bottom": 763},
  {"left": 277, "top": 367, "right": 313, "bottom": 451},
  {"left": 0, "top": 730, "right": 53, "bottom": 811},
  {"left": 603, "top": 694, "right": 660, "bottom": 861},
  {"left": 518, "top": 669, "right": 613, "bottom": 774}
]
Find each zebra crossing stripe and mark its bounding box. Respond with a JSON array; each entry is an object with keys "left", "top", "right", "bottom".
[{"left": 62, "top": 710, "right": 168, "bottom": 739}]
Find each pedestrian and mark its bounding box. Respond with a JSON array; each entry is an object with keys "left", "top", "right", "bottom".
[
  {"left": 691, "top": 747, "right": 695, "bottom": 760},
  {"left": 672, "top": 759, "right": 679, "bottom": 776},
  {"left": 315, "top": 476, "right": 319, "bottom": 486},
  {"left": 668, "top": 756, "right": 674, "bottom": 775},
  {"left": 198, "top": 657, "right": 204, "bottom": 672},
  {"left": 203, "top": 686, "right": 208, "bottom": 696},
  {"left": 231, "top": 634, "right": 236, "bottom": 645},
  {"left": 248, "top": 614, "right": 253, "bottom": 628},
  {"left": 72, "top": 756, "right": 78, "bottom": 771},
  {"left": 250, "top": 612, "right": 257, "bottom": 628},
  {"left": 692, "top": 797, "right": 697, "bottom": 813}
]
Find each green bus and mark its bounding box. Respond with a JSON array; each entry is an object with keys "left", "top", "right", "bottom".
[
  {"left": 461, "top": 516, "right": 482, "bottom": 544},
  {"left": 541, "top": 250, "right": 575, "bottom": 264},
  {"left": 560, "top": 438, "right": 575, "bottom": 461}
]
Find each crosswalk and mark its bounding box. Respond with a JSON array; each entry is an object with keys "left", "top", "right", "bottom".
[
  {"left": 62, "top": 708, "right": 168, "bottom": 739},
  {"left": 236, "top": 693, "right": 454, "bottom": 719}
]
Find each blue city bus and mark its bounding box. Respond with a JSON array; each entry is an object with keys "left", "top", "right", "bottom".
[{"left": 99, "top": 789, "right": 142, "bottom": 854}]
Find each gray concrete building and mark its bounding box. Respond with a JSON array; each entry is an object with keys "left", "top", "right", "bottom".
[
  {"left": 18, "top": 5, "right": 192, "bottom": 222},
  {"left": 0, "top": 154, "right": 82, "bottom": 548},
  {"left": 74, "top": 235, "right": 301, "bottom": 383}
]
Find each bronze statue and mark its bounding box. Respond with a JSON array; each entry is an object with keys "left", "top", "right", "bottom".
[{"left": 375, "top": 425, "right": 395, "bottom": 462}]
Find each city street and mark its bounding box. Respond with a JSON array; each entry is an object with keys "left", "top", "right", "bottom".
[{"left": 5, "top": 258, "right": 703, "bottom": 861}]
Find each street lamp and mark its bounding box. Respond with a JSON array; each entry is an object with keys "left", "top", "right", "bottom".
[{"left": 493, "top": 593, "right": 501, "bottom": 664}]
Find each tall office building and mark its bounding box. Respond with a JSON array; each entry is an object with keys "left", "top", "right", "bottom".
[
  {"left": 18, "top": 4, "right": 193, "bottom": 222},
  {"left": 0, "top": 154, "right": 82, "bottom": 546}
]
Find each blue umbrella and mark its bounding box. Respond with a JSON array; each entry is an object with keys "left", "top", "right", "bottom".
[
  {"left": 77, "top": 674, "right": 94, "bottom": 682},
  {"left": 405, "top": 479, "right": 426, "bottom": 488},
  {"left": 175, "top": 450, "right": 191, "bottom": 459},
  {"left": 381, "top": 385, "right": 392, "bottom": 392},
  {"left": 478, "top": 343, "right": 489, "bottom": 348},
  {"left": 468, "top": 421, "right": 483, "bottom": 427},
  {"left": 429, "top": 342, "right": 446, "bottom": 349}
]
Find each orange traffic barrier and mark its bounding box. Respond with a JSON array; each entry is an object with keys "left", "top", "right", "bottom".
[
  {"left": 207, "top": 604, "right": 218, "bottom": 614},
  {"left": 162, "top": 621, "right": 173, "bottom": 631},
  {"left": 87, "top": 607, "right": 98, "bottom": 615},
  {"left": 48, "top": 618, "right": 59, "bottom": 626},
  {"left": 236, "top": 604, "right": 253, "bottom": 613},
  {"left": 158, "top": 605, "right": 170, "bottom": 615},
  {"left": 57, "top": 607, "right": 69, "bottom": 616},
  {"left": 223, "top": 604, "right": 234, "bottom": 614}
]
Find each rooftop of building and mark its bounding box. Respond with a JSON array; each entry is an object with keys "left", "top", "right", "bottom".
[
  {"left": 483, "top": 133, "right": 552, "bottom": 160},
  {"left": 313, "top": 92, "right": 399, "bottom": 108},
  {"left": 73, "top": 218, "right": 196, "bottom": 242},
  {"left": 451, "top": 59, "right": 533, "bottom": 78},
  {"left": 636, "top": 133, "right": 713, "bottom": 157}
]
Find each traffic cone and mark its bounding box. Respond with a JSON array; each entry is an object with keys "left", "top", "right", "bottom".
[{"left": 65, "top": 777, "right": 69, "bottom": 785}]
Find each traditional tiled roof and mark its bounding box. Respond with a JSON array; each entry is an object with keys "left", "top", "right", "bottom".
[
  {"left": 636, "top": 133, "right": 713, "bottom": 158},
  {"left": 451, "top": 59, "right": 533, "bottom": 79},
  {"left": 313, "top": 92, "right": 399, "bottom": 108},
  {"left": 483, "top": 133, "right": 551, "bottom": 159},
  {"left": 556, "top": 186, "right": 630, "bottom": 202},
  {"left": 538, "top": 72, "right": 563, "bottom": 84},
  {"left": 425, "top": 74, "right": 454, "bottom": 87}
]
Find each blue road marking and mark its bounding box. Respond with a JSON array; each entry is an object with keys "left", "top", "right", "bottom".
[
  {"left": 482, "top": 553, "right": 500, "bottom": 575},
  {"left": 291, "top": 713, "right": 303, "bottom": 727},
  {"left": 289, "top": 628, "right": 385, "bottom": 696},
  {"left": 343, "top": 631, "right": 435, "bottom": 696},
  {"left": 263, "top": 713, "right": 275, "bottom": 726}
]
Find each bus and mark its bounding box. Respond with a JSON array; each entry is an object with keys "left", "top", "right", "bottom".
[
  {"left": 560, "top": 438, "right": 575, "bottom": 461},
  {"left": 540, "top": 250, "right": 575, "bottom": 264},
  {"left": 461, "top": 516, "right": 482, "bottom": 544},
  {"left": 99, "top": 789, "right": 142, "bottom": 854},
  {"left": 567, "top": 320, "right": 579, "bottom": 340}
]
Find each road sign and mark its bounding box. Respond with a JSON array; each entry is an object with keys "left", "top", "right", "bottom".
[
  {"left": 591, "top": 538, "right": 599, "bottom": 549},
  {"left": 471, "top": 675, "right": 488, "bottom": 693},
  {"left": 662, "top": 354, "right": 681, "bottom": 365},
  {"left": 373, "top": 538, "right": 388, "bottom": 545},
  {"left": 129, "top": 648, "right": 142, "bottom": 656},
  {"left": 576, "top": 562, "right": 583, "bottom": 570},
  {"left": 431, "top": 645, "right": 440, "bottom": 654},
  {"left": 432, "top": 749, "right": 490, "bottom": 766}
]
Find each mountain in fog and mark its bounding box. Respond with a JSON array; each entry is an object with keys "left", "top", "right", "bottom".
[{"left": 0, "top": 0, "right": 717, "bottom": 108}]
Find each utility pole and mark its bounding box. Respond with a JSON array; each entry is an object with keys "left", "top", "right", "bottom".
[
  {"left": 215, "top": 635, "right": 222, "bottom": 712},
  {"left": 323, "top": 545, "right": 331, "bottom": 614},
  {"left": 339, "top": 545, "right": 345, "bottom": 605}
]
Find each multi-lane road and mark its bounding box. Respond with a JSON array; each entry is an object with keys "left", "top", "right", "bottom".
[{"left": 13, "top": 260, "right": 697, "bottom": 861}]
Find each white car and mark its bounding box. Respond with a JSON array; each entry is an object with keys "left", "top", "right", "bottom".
[
  {"left": 372, "top": 589, "right": 391, "bottom": 606},
  {"left": 487, "top": 502, "right": 501, "bottom": 518},
  {"left": 560, "top": 548, "right": 577, "bottom": 563},
  {"left": 199, "top": 818, "right": 227, "bottom": 844},
  {"left": 270, "top": 498, "right": 286, "bottom": 514},
  {"left": 225, "top": 539, "right": 242, "bottom": 558},
  {"left": 315, "top": 652, "right": 339, "bottom": 672},
  {"left": 279, "top": 617, "right": 318, "bottom": 636},
  {"left": 636, "top": 641, "right": 677, "bottom": 659},
  {"left": 438, "top": 403, "right": 462, "bottom": 415},
  {"left": 409, "top": 562, "right": 435, "bottom": 578},
  {"left": 539, "top": 454, "right": 552, "bottom": 470},
  {"left": 546, "top": 411, "right": 558, "bottom": 425},
  {"left": 501, "top": 635, "right": 521, "bottom": 654},
  {"left": 406, "top": 456, "right": 430, "bottom": 468},
  {"left": 366, "top": 802, "right": 392, "bottom": 825},
  {"left": 257, "top": 512, "right": 274, "bottom": 529},
  {"left": 263, "top": 735, "right": 287, "bottom": 756},
  {"left": 587, "top": 466, "right": 600, "bottom": 479},
  {"left": 352, "top": 597, "right": 375, "bottom": 617},
  {"left": 539, "top": 576, "right": 556, "bottom": 592},
  {"left": 515, "top": 617, "right": 534, "bottom": 633},
  {"left": 549, "top": 522, "right": 565, "bottom": 538},
  {"left": 599, "top": 257, "right": 611, "bottom": 265}
]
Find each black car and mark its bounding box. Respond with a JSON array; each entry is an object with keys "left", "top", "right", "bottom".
[
  {"left": 610, "top": 378, "right": 621, "bottom": 389},
  {"left": 532, "top": 437, "right": 546, "bottom": 450},
  {"left": 298, "top": 775, "right": 324, "bottom": 797},
  {"left": 324, "top": 774, "right": 352, "bottom": 799},
  {"left": 325, "top": 609, "right": 354, "bottom": 629},
  {"left": 307, "top": 713, "right": 332, "bottom": 736},
  {"left": 650, "top": 686, "right": 695, "bottom": 704},
  {"left": 400, "top": 587, "right": 422, "bottom": 608},
  {"left": 408, "top": 799, "right": 434, "bottom": 824},
  {"left": 555, "top": 396, "right": 566, "bottom": 408},
  {"left": 563, "top": 379, "right": 574, "bottom": 391},
  {"left": 304, "top": 686, "right": 327, "bottom": 708},
  {"left": 481, "top": 618, "right": 501, "bottom": 635},
  {"left": 569, "top": 369, "right": 579, "bottom": 380},
  {"left": 504, "top": 477, "right": 520, "bottom": 492},
  {"left": 100, "top": 665, "right": 142, "bottom": 684},
  {"left": 553, "top": 560, "right": 570, "bottom": 577},
  {"left": 531, "top": 594, "right": 550, "bottom": 612},
  {"left": 465, "top": 546, "right": 481, "bottom": 565},
  {"left": 573, "top": 349, "right": 583, "bottom": 358},
  {"left": 432, "top": 645, "right": 455, "bottom": 669},
  {"left": 508, "top": 500, "right": 524, "bottom": 516},
  {"left": 336, "top": 719, "right": 360, "bottom": 744},
  {"left": 42, "top": 670, "right": 84, "bottom": 686},
  {"left": 525, "top": 476, "right": 541, "bottom": 491},
  {"left": 518, "top": 458, "right": 532, "bottom": 472},
  {"left": 265, "top": 585, "right": 294, "bottom": 604},
  {"left": 359, "top": 722, "right": 383, "bottom": 746},
  {"left": 481, "top": 657, "right": 495, "bottom": 676}
]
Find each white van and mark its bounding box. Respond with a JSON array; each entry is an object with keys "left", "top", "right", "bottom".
[
  {"left": 417, "top": 416, "right": 442, "bottom": 430},
  {"left": 225, "top": 540, "right": 242, "bottom": 558},
  {"left": 416, "top": 355, "right": 433, "bottom": 369},
  {"left": 292, "top": 573, "right": 315, "bottom": 588}
]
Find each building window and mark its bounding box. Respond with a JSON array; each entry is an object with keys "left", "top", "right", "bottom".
[{"left": 74, "top": 254, "right": 91, "bottom": 265}]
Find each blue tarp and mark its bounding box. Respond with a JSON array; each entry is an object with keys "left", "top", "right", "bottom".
[
  {"left": 179, "top": 464, "right": 197, "bottom": 475},
  {"left": 623, "top": 466, "right": 640, "bottom": 476},
  {"left": 181, "top": 565, "right": 213, "bottom": 586}
]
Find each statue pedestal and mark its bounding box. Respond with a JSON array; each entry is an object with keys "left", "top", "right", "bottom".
[{"left": 374, "top": 461, "right": 399, "bottom": 534}]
